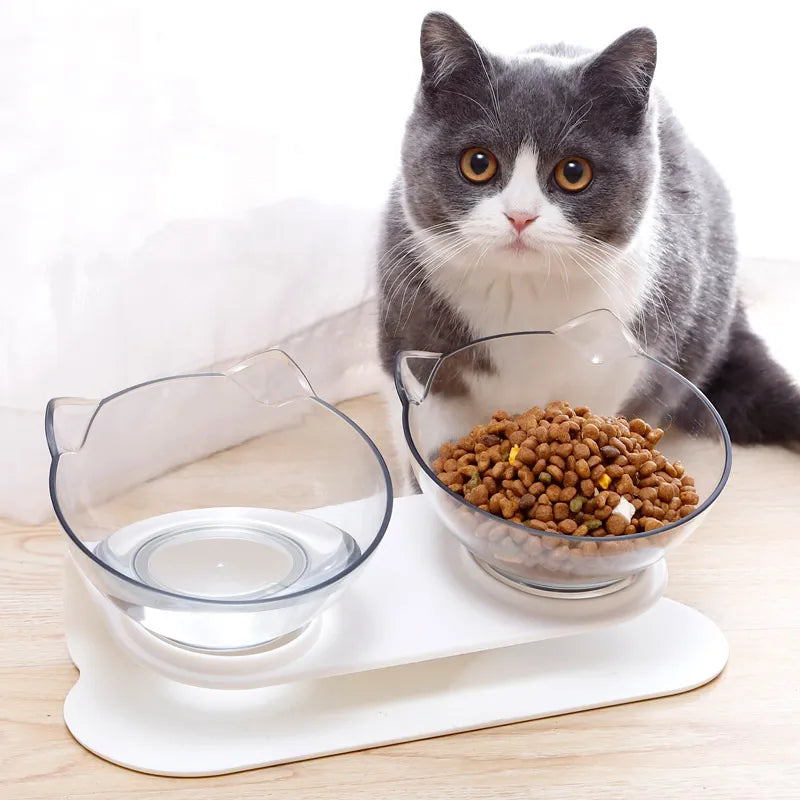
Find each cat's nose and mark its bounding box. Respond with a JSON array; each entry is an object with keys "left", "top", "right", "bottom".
[{"left": 504, "top": 211, "right": 538, "bottom": 234}]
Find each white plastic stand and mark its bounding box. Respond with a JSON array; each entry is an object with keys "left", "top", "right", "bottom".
[{"left": 62, "top": 495, "right": 728, "bottom": 776}]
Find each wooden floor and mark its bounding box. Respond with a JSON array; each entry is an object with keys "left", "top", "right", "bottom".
[{"left": 2, "top": 384, "right": 800, "bottom": 800}]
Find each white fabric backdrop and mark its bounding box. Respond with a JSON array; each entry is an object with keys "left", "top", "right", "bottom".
[{"left": 1, "top": 1, "right": 797, "bottom": 521}]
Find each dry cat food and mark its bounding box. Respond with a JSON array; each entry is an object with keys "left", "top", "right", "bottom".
[{"left": 432, "top": 401, "right": 699, "bottom": 537}]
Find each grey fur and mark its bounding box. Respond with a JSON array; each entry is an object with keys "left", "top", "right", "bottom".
[{"left": 378, "top": 12, "right": 800, "bottom": 445}]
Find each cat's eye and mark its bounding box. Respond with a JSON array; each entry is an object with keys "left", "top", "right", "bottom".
[
  {"left": 554, "top": 157, "right": 593, "bottom": 192},
  {"left": 459, "top": 148, "right": 498, "bottom": 184}
]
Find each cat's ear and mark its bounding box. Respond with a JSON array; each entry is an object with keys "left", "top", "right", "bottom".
[
  {"left": 419, "top": 12, "right": 488, "bottom": 89},
  {"left": 580, "top": 28, "right": 657, "bottom": 131}
]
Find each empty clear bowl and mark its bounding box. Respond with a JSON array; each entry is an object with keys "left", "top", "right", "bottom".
[
  {"left": 47, "top": 349, "right": 392, "bottom": 651},
  {"left": 396, "top": 310, "right": 731, "bottom": 595}
]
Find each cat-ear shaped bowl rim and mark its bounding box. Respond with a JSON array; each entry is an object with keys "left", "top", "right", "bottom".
[
  {"left": 45, "top": 348, "right": 394, "bottom": 607},
  {"left": 396, "top": 328, "right": 733, "bottom": 544}
]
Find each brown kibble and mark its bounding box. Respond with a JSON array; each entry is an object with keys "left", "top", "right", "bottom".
[
  {"left": 629, "top": 418, "right": 649, "bottom": 435},
  {"left": 555, "top": 442, "right": 573, "bottom": 458},
  {"left": 437, "top": 471, "right": 460, "bottom": 485},
  {"left": 607, "top": 491, "right": 621, "bottom": 508},
  {"left": 574, "top": 524, "right": 589, "bottom": 537},
  {"left": 584, "top": 437, "right": 601, "bottom": 456},
  {"left": 533, "top": 458, "right": 547, "bottom": 475},
  {"left": 563, "top": 470, "right": 579, "bottom": 487},
  {"left": 681, "top": 475, "right": 695, "bottom": 487},
  {"left": 498, "top": 495, "right": 517, "bottom": 519},
  {"left": 595, "top": 505, "right": 612, "bottom": 520},
  {"left": 674, "top": 461, "right": 685, "bottom": 478},
  {"left": 573, "top": 442, "right": 591, "bottom": 460},
  {"left": 536, "top": 442, "right": 551, "bottom": 459},
  {"left": 527, "top": 519, "right": 548, "bottom": 531},
  {"left": 519, "top": 493, "right": 537, "bottom": 511},
  {"left": 580, "top": 478, "right": 595, "bottom": 497},
  {"left": 466, "top": 484, "right": 489, "bottom": 506},
  {"left": 609, "top": 436, "right": 628, "bottom": 453},
  {"left": 665, "top": 509, "right": 679, "bottom": 522},
  {"left": 554, "top": 502, "right": 570, "bottom": 521},
  {"left": 547, "top": 464, "right": 565, "bottom": 483},
  {"left": 658, "top": 483, "right": 676, "bottom": 502},
  {"left": 646, "top": 428, "right": 664, "bottom": 445},
  {"left": 560, "top": 486, "right": 578, "bottom": 502},
  {"left": 456, "top": 435, "right": 475, "bottom": 451},
  {"left": 482, "top": 475, "right": 497, "bottom": 494},
  {"left": 590, "top": 463, "right": 606, "bottom": 481},
  {"left": 624, "top": 524, "right": 637, "bottom": 535},
  {"left": 638, "top": 475, "right": 658, "bottom": 488},
  {"left": 640, "top": 460, "right": 658, "bottom": 477},
  {"left": 492, "top": 410, "right": 510, "bottom": 421},
  {"left": 518, "top": 466, "right": 534, "bottom": 487},
  {"left": 587, "top": 454, "right": 602, "bottom": 468},
  {"left": 605, "top": 514, "right": 627, "bottom": 535},
  {"left": 508, "top": 430, "right": 527, "bottom": 446},
  {"left": 678, "top": 504, "right": 695, "bottom": 518},
  {"left": 576, "top": 458, "right": 591, "bottom": 479},
  {"left": 638, "top": 486, "right": 658, "bottom": 502},
  {"left": 680, "top": 490, "right": 700, "bottom": 505},
  {"left": 530, "top": 481, "right": 546, "bottom": 496},
  {"left": 534, "top": 504, "right": 554, "bottom": 522},
  {"left": 606, "top": 464, "right": 624, "bottom": 479},
  {"left": 642, "top": 517, "right": 662, "bottom": 532},
  {"left": 488, "top": 493, "right": 503, "bottom": 514},
  {"left": 534, "top": 425, "right": 549, "bottom": 442},
  {"left": 516, "top": 446, "right": 537, "bottom": 466},
  {"left": 546, "top": 483, "right": 562, "bottom": 502},
  {"left": 432, "top": 456, "right": 445, "bottom": 473},
  {"left": 558, "top": 519, "right": 578, "bottom": 534},
  {"left": 582, "top": 423, "right": 600, "bottom": 439},
  {"left": 490, "top": 462, "right": 505, "bottom": 480},
  {"left": 549, "top": 454, "right": 566, "bottom": 470},
  {"left": 448, "top": 482, "right": 463, "bottom": 493}
]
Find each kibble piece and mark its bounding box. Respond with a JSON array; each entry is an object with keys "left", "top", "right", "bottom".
[
  {"left": 558, "top": 519, "right": 578, "bottom": 534},
  {"left": 518, "top": 493, "right": 537, "bottom": 511},
  {"left": 605, "top": 514, "right": 627, "bottom": 535},
  {"left": 553, "top": 502, "right": 570, "bottom": 521}
]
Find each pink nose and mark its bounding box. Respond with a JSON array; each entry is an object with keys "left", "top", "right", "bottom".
[{"left": 504, "top": 211, "right": 538, "bottom": 234}]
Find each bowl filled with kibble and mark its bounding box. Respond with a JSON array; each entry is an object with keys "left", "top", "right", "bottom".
[{"left": 395, "top": 309, "right": 731, "bottom": 596}]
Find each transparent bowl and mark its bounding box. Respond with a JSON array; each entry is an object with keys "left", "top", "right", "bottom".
[
  {"left": 47, "top": 349, "right": 392, "bottom": 651},
  {"left": 396, "top": 310, "right": 731, "bottom": 595}
]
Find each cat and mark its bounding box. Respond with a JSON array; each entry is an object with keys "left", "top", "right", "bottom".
[{"left": 377, "top": 12, "right": 800, "bottom": 488}]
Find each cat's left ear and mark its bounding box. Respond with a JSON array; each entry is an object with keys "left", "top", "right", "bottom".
[{"left": 580, "top": 28, "right": 657, "bottom": 132}]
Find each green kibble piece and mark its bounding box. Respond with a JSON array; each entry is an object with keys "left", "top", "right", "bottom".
[
  {"left": 538, "top": 471, "right": 552, "bottom": 484},
  {"left": 465, "top": 471, "right": 480, "bottom": 490},
  {"left": 569, "top": 496, "right": 584, "bottom": 514},
  {"left": 585, "top": 518, "right": 603, "bottom": 531}
]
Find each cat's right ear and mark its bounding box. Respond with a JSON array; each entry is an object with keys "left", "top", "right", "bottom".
[{"left": 420, "top": 12, "right": 486, "bottom": 89}]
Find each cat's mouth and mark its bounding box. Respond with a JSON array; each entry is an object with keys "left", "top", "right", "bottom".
[{"left": 501, "top": 238, "right": 540, "bottom": 254}]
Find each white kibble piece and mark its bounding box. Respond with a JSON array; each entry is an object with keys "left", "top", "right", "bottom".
[{"left": 611, "top": 495, "right": 636, "bottom": 524}]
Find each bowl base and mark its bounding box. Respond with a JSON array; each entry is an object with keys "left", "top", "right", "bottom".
[{"left": 471, "top": 556, "right": 638, "bottom": 599}]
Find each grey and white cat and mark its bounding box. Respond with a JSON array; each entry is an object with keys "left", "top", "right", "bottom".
[{"left": 378, "top": 12, "right": 800, "bottom": 473}]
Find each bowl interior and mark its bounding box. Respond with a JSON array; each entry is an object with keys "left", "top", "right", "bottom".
[
  {"left": 400, "top": 327, "right": 731, "bottom": 592},
  {"left": 48, "top": 351, "right": 392, "bottom": 649}
]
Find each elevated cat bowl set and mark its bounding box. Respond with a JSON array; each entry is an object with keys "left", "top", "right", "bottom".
[{"left": 47, "top": 310, "right": 730, "bottom": 776}]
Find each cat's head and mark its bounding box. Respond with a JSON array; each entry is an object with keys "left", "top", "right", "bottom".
[{"left": 401, "top": 13, "right": 659, "bottom": 270}]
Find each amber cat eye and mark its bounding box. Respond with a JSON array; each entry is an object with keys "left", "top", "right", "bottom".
[
  {"left": 553, "top": 157, "right": 593, "bottom": 192},
  {"left": 459, "top": 148, "right": 498, "bottom": 184}
]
